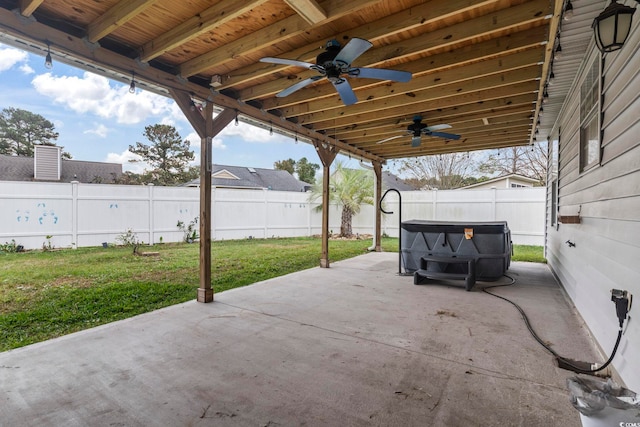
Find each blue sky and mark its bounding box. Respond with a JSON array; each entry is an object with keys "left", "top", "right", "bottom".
[{"left": 0, "top": 42, "right": 369, "bottom": 176}]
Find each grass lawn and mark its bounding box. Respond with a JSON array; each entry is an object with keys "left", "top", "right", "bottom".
[
  {"left": 0, "top": 237, "right": 543, "bottom": 351},
  {"left": 513, "top": 245, "right": 547, "bottom": 263}
]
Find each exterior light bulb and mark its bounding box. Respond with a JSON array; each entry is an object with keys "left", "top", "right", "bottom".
[
  {"left": 564, "top": 1, "right": 574, "bottom": 20},
  {"left": 44, "top": 45, "right": 53, "bottom": 69},
  {"left": 554, "top": 43, "right": 562, "bottom": 59}
]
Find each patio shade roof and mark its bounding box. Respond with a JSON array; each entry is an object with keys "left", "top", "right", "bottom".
[{"left": 0, "top": 0, "right": 564, "bottom": 163}]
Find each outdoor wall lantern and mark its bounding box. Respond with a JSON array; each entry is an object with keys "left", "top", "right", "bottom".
[{"left": 592, "top": 0, "right": 638, "bottom": 53}]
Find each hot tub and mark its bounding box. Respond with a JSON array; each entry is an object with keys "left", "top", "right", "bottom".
[{"left": 401, "top": 220, "right": 511, "bottom": 281}]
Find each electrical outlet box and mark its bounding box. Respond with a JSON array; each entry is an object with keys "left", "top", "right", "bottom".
[{"left": 611, "top": 289, "right": 632, "bottom": 327}]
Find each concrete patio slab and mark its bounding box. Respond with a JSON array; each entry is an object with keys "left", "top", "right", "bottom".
[{"left": 1, "top": 252, "right": 600, "bottom": 426}]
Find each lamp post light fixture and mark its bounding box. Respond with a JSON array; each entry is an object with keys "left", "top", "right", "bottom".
[{"left": 592, "top": 0, "right": 638, "bottom": 53}]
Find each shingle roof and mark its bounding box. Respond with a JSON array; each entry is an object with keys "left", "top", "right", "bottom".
[
  {"left": 382, "top": 171, "right": 418, "bottom": 191},
  {"left": 459, "top": 173, "right": 539, "bottom": 189},
  {"left": 0, "top": 154, "right": 122, "bottom": 183},
  {"left": 185, "top": 164, "right": 310, "bottom": 192}
]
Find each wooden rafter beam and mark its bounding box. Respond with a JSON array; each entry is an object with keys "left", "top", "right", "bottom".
[
  {"left": 0, "top": 6, "right": 383, "bottom": 164},
  {"left": 350, "top": 117, "right": 533, "bottom": 147},
  {"left": 294, "top": 69, "right": 540, "bottom": 127},
  {"left": 87, "top": 0, "right": 159, "bottom": 43},
  {"left": 530, "top": 0, "right": 563, "bottom": 144},
  {"left": 272, "top": 54, "right": 543, "bottom": 120},
  {"left": 245, "top": 24, "right": 547, "bottom": 106},
  {"left": 345, "top": 0, "right": 549, "bottom": 68},
  {"left": 376, "top": 140, "right": 520, "bottom": 157},
  {"left": 377, "top": 131, "right": 533, "bottom": 156},
  {"left": 366, "top": 123, "right": 532, "bottom": 148},
  {"left": 307, "top": 87, "right": 537, "bottom": 131},
  {"left": 379, "top": 134, "right": 532, "bottom": 158},
  {"left": 139, "top": 0, "right": 271, "bottom": 62},
  {"left": 178, "top": 0, "right": 378, "bottom": 78},
  {"left": 251, "top": 26, "right": 548, "bottom": 108},
  {"left": 226, "top": 0, "right": 549, "bottom": 100},
  {"left": 217, "top": 0, "right": 502, "bottom": 90},
  {"left": 336, "top": 108, "right": 534, "bottom": 141},
  {"left": 19, "top": 0, "right": 43, "bottom": 17},
  {"left": 284, "top": 0, "right": 327, "bottom": 24}
]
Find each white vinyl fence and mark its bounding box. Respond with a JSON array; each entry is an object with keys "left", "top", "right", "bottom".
[{"left": 0, "top": 181, "right": 545, "bottom": 250}]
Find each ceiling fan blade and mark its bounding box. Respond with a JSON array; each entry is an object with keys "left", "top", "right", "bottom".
[
  {"left": 351, "top": 67, "right": 412, "bottom": 82},
  {"left": 260, "top": 57, "right": 317, "bottom": 69},
  {"left": 428, "top": 131, "right": 461, "bottom": 140},
  {"left": 376, "top": 134, "right": 405, "bottom": 144},
  {"left": 424, "top": 124, "right": 451, "bottom": 131},
  {"left": 277, "top": 75, "right": 324, "bottom": 97},
  {"left": 411, "top": 135, "right": 422, "bottom": 147},
  {"left": 332, "top": 79, "right": 358, "bottom": 105},
  {"left": 333, "top": 38, "right": 372, "bottom": 67}
]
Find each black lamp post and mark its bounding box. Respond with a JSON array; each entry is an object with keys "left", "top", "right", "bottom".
[{"left": 592, "top": 0, "right": 638, "bottom": 53}]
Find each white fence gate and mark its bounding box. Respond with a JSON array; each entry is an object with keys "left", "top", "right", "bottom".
[{"left": 0, "top": 181, "right": 545, "bottom": 250}]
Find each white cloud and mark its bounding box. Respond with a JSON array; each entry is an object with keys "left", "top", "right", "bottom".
[
  {"left": 105, "top": 150, "right": 148, "bottom": 173},
  {"left": 185, "top": 132, "right": 201, "bottom": 148},
  {"left": 84, "top": 123, "right": 110, "bottom": 138},
  {"left": 219, "top": 118, "right": 284, "bottom": 143},
  {"left": 0, "top": 46, "right": 29, "bottom": 72},
  {"left": 19, "top": 64, "right": 34, "bottom": 75},
  {"left": 161, "top": 102, "right": 187, "bottom": 126},
  {"left": 213, "top": 136, "right": 226, "bottom": 149},
  {"left": 107, "top": 145, "right": 204, "bottom": 172},
  {"left": 31, "top": 71, "right": 178, "bottom": 125},
  {"left": 52, "top": 119, "right": 65, "bottom": 130},
  {"left": 184, "top": 131, "right": 226, "bottom": 150}
]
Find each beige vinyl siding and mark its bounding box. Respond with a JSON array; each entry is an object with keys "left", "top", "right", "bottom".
[{"left": 545, "top": 20, "right": 640, "bottom": 391}]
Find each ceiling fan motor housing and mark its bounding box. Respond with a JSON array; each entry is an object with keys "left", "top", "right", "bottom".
[
  {"left": 316, "top": 42, "right": 341, "bottom": 68},
  {"left": 317, "top": 41, "right": 345, "bottom": 82},
  {"left": 408, "top": 117, "right": 426, "bottom": 136},
  {"left": 261, "top": 37, "right": 412, "bottom": 106}
]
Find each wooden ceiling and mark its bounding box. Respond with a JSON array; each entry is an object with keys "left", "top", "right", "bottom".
[{"left": 0, "top": 0, "right": 562, "bottom": 163}]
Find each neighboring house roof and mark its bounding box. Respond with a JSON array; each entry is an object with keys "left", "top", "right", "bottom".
[
  {"left": 185, "top": 164, "right": 311, "bottom": 192},
  {"left": 459, "top": 173, "right": 540, "bottom": 190},
  {"left": 0, "top": 154, "right": 122, "bottom": 183},
  {"left": 332, "top": 168, "right": 418, "bottom": 191},
  {"left": 382, "top": 171, "right": 418, "bottom": 191}
]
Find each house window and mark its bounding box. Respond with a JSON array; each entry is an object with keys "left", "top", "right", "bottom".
[{"left": 579, "top": 57, "right": 600, "bottom": 172}]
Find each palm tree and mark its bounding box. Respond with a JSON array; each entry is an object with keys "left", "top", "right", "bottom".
[{"left": 310, "top": 161, "right": 374, "bottom": 237}]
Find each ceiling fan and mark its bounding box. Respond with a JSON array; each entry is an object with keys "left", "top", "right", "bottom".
[
  {"left": 260, "top": 38, "right": 412, "bottom": 106},
  {"left": 377, "top": 115, "right": 461, "bottom": 147}
]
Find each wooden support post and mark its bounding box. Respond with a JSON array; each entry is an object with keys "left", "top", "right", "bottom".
[
  {"left": 170, "top": 89, "right": 235, "bottom": 302},
  {"left": 320, "top": 163, "right": 331, "bottom": 268},
  {"left": 197, "top": 107, "right": 236, "bottom": 302},
  {"left": 198, "top": 104, "right": 214, "bottom": 302},
  {"left": 313, "top": 140, "right": 338, "bottom": 268},
  {"left": 373, "top": 161, "right": 383, "bottom": 252}
]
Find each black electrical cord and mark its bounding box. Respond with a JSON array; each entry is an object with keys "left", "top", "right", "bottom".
[{"left": 482, "top": 275, "right": 623, "bottom": 375}]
